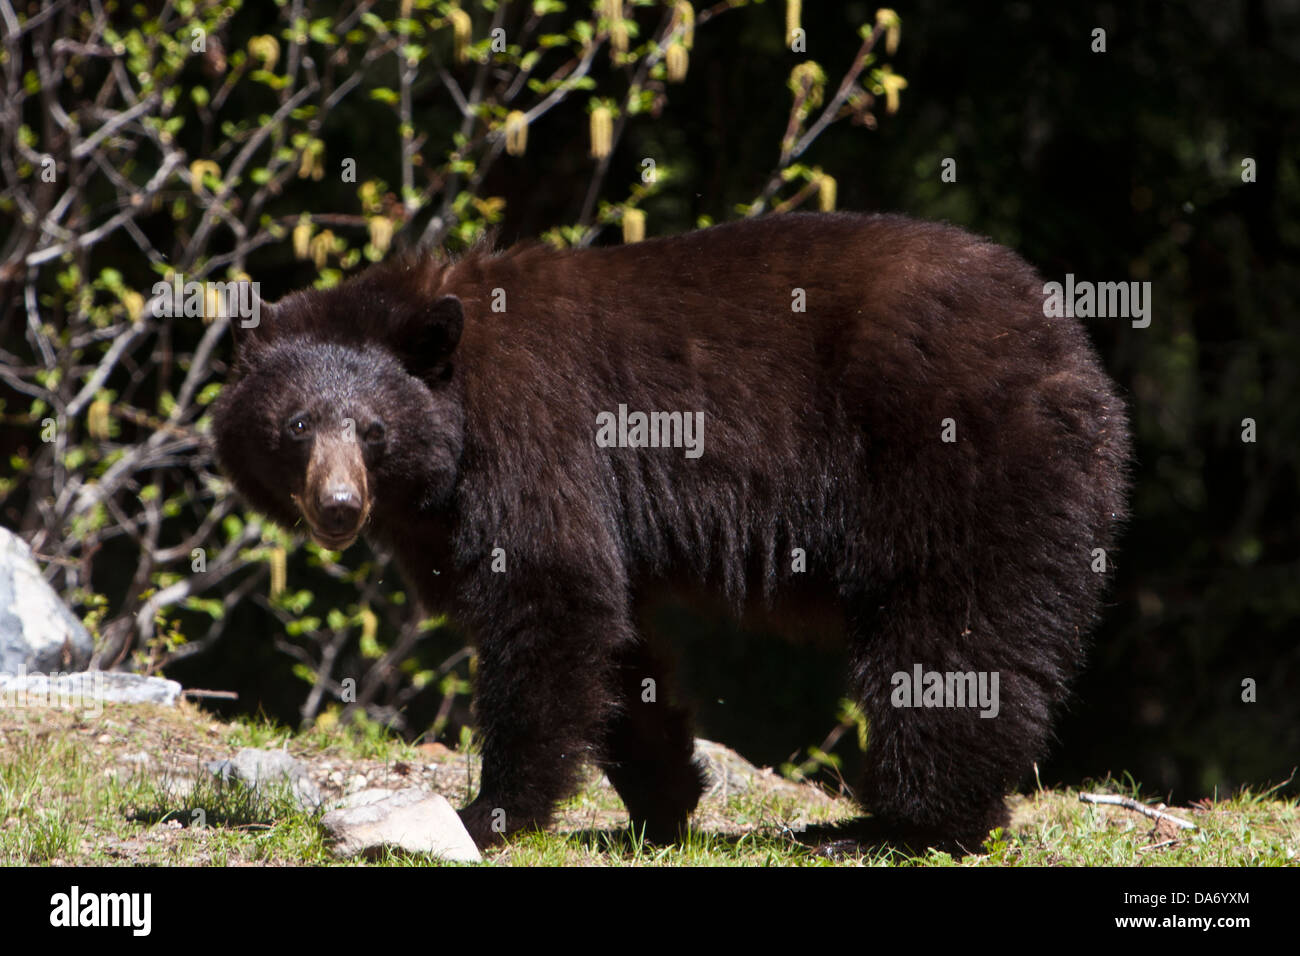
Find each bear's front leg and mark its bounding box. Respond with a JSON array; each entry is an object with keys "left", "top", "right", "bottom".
[{"left": 456, "top": 568, "right": 629, "bottom": 849}]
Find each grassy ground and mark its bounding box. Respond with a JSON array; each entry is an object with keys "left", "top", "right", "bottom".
[{"left": 0, "top": 702, "right": 1295, "bottom": 866}]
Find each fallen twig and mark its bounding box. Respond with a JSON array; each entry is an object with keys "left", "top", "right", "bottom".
[
  {"left": 1079, "top": 793, "right": 1198, "bottom": 830},
  {"left": 1137, "top": 839, "right": 1177, "bottom": 853},
  {"left": 180, "top": 689, "right": 239, "bottom": 700}
]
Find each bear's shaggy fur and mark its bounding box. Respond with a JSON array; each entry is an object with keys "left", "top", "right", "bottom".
[{"left": 213, "top": 212, "right": 1130, "bottom": 851}]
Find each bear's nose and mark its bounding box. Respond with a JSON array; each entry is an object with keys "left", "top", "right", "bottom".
[{"left": 317, "top": 489, "right": 362, "bottom": 534}]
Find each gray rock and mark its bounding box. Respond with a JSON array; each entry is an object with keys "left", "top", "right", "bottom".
[
  {"left": 160, "top": 773, "right": 197, "bottom": 802},
  {"left": 320, "top": 788, "right": 481, "bottom": 862},
  {"left": 0, "top": 670, "right": 182, "bottom": 708},
  {"left": 693, "top": 737, "right": 764, "bottom": 796},
  {"left": 0, "top": 526, "right": 94, "bottom": 674},
  {"left": 692, "top": 737, "right": 832, "bottom": 803},
  {"left": 205, "top": 747, "right": 322, "bottom": 810}
]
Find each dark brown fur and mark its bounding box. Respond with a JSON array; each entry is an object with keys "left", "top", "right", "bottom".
[{"left": 213, "top": 212, "right": 1130, "bottom": 851}]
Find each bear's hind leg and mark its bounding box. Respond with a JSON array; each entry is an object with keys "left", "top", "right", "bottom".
[
  {"left": 597, "top": 638, "right": 706, "bottom": 844},
  {"left": 844, "top": 577, "right": 1079, "bottom": 854}
]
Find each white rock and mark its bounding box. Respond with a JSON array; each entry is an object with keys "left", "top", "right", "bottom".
[
  {"left": 0, "top": 527, "right": 94, "bottom": 674},
  {"left": 321, "top": 788, "right": 481, "bottom": 862}
]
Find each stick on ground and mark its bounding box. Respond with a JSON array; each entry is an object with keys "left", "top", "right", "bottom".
[{"left": 1079, "top": 793, "right": 1198, "bottom": 830}]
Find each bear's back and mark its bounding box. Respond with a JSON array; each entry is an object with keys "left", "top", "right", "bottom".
[
  {"left": 441, "top": 212, "right": 1106, "bottom": 467},
  {"left": 428, "top": 213, "right": 1125, "bottom": 603}
]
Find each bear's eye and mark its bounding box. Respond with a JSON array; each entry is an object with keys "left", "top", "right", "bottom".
[
  {"left": 286, "top": 414, "right": 313, "bottom": 440},
  {"left": 363, "top": 422, "right": 386, "bottom": 445}
]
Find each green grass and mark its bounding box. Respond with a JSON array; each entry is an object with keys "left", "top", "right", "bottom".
[{"left": 0, "top": 703, "right": 1294, "bottom": 866}]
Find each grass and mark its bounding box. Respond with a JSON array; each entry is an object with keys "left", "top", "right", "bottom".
[{"left": 0, "top": 702, "right": 1295, "bottom": 866}]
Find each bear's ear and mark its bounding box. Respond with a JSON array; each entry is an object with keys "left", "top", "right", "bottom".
[
  {"left": 229, "top": 296, "right": 278, "bottom": 370},
  {"left": 397, "top": 294, "right": 464, "bottom": 381}
]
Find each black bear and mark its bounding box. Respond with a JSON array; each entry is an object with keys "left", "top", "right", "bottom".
[{"left": 213, "top": 212, "right": 1130, "bottom": 852}]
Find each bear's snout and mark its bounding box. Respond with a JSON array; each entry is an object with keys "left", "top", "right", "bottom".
[
  {"left": 300, "top": 435, "right": 370, "bottom": 550},
  {"left": 317, "top": 488, "right": 363, "bottom": 536}
]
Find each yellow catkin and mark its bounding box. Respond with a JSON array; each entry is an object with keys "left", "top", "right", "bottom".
[
  {"left": 359, "top": 181, "right": 380, "bottom": 213},
  {"left": 309, "top": 230, "right": 334, "bottom": 269},
  {"left": 293, "top": 220, "right": 312, "bottom": 260},
  {"left": 877, "top": 8, "right": 901, "bottom": 55},
  {"left": 449, "top": 8, "right": 471, "bottom": 63},
  {"left": 590, "top": 105, "right": 613, "bottom": 159},
  {"left": 786, "top": 0, "right": 801, "bottom": 41},
  {"left": 248, "top": 35, "right": 279, "bottom": 71},
  {"left": 606, "top": 0, "right": 625, "bottom": 57},
  {"left": 269, "top": 546, "right": 286, "bottom": 600},
  {"left": 817, "top": 172, "right": 837, "bottom": 212},
  {"left": 504, "top": 110, "right": 528, "bottom": 156},
  {"left": 622, "top": 208, "right": 645, "bottom": 243},
  {"left": 189, "top": 159, "right": 220, "bottom": 195},
  {"left": 87, "top": 397, "right": 110, "bottom": 441},
  {"left": 298, "top": 140, "right": 324, "bottom": 181},
  {"left": 368, "top": 216, "right": 393, "bottom": 254},
  {"left": 879, "top": 67, "right": 908, "bottom": 114},
  {"left": 666, "top": 42, "right": 688, "bottom": 83},
  {"left": 675, "top": 2, "right": 695, "bottom": 50},
  {"left": 789, "top": 61, "right": 825, "bottom": 110},
  {"left": 360, "top": 605, "right": 378, "bottom": 647},
  {"left": 121, "top": 290, "right": 144, "bottom": 322}
]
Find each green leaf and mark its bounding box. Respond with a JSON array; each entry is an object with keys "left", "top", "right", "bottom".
[
  {"left": 250, "top": 69, "right": 288, "bottom": 89},
  {"left": 359, "top": 628, "right": 383, "bottom": 659},
  {"left": 184, "top": 597, "right": 225, "bottom": 620},
  {"left": 308, "top": 20, "right": 336, "bottom": 44}
]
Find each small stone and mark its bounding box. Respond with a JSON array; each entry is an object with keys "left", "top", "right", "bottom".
[
  {"left": 161, "top": 775, "right": 196, "bottom": 801},
  {"left": 204, "top": 747, "right": 322, "bottom": 810}
]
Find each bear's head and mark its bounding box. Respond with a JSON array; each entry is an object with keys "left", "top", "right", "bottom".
[{"left": 212, "top": 281, "right": 465, "bottom": 551}]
